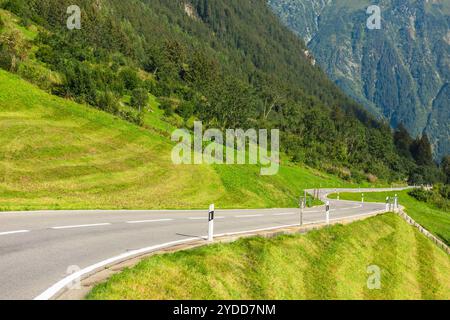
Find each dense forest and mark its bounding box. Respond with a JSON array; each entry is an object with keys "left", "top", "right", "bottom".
[
  {"left": 269, "top": 0, "right": 450, "bottom": 162},
  {"left": 0, "top": 0, "right": 446, "bottom": 184}
]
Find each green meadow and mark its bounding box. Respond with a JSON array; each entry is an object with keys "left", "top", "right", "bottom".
[
  {"left": 0, "top": 70, "right": 356, "bottom": 211},
  {"left": 329, "top": 190, "right": 450, "bottom": 246},
  {"left": 88, "top": 214, "right": 450, "bottom": 300}
]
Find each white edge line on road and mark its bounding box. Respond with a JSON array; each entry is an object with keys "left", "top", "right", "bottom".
[
  {"left": 273, "top": 212, "right": 296, "bottom": 216},
  {"left": 189, "top": 217, "right": 225, "bottom": 220},
  {"left": 328, "top": 210, "right": 385, "bottom": 223},
  {"left": 126, "top": 219, "right": 173, "bottom": 224},
  {"left": 35, "top": 223, "right": 304, "bottom": 300},
  {"left": 0, "top": 230, "right": 30, "bottom": 236},
  {"left": 34, "top": 238, "right": 198, "bottom": 300},
  {"left": 51, "top": 223, "right": 111, "bottom": 230},
  {"left": 235, "top": 214, "right": 264, "bottom": 218}
]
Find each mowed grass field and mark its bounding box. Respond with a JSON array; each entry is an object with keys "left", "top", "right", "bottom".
[
  {"left": 328, "top": 191, "right": 450, "bottom": 246},
  {"left": 87, "top": 214, "right": 450, "bottom": 300},
  {"left": 0, "top": 70, "right": 353, "bottom": 211}
]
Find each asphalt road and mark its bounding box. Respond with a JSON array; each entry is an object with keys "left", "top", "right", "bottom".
[{"left": 0, "top": 187, "right": 408, "bottom": 300}]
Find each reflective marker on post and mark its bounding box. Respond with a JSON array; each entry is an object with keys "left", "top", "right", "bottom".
[
  {"left": 386, "top": 197, "right": 389, "bottom": 212},
  {"left": 300, "top": 196, "right": 305, "bottom": 226},
  {"left": 208, "top": 204, "right": 214, "bottom": 242},
  {"left": 326, "top": 201, "right": 330, "bottom": 225}
]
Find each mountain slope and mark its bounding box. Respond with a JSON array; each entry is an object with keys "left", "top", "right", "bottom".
[
  {"left": 0, "top": 0, "right": 423, "bottom": 183},
  {"left": 269, "top": 0, "right": 450, "bottom": 160},
  {"left": 0, "top": 69, "right": 354, "bottom": 211}
]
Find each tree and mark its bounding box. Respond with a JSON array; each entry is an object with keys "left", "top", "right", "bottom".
[
  {"left": 130, "top": 88, "right": 148, "bottom": 112},
  {"left": 394, "top": 123, "right": 413, "bottom": 158},
  {"left": 411, "top": 134, "right": 433, "bottom": 166},
  {"left": 442, "top": 156, "right": 450, "bottom": 184},
  {"left": 0, "top": 29, "right": 29, "bottom": 71},
  {"left": 96, "top": 91, "right": 119, "bottom": 114},
  {"left": 119, "top": 67, "right": 140, "bottom": 91}
]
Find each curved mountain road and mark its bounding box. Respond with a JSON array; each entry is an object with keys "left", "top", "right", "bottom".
[{"left": 0, "top": 187, "right": 409, "bottom": 300}]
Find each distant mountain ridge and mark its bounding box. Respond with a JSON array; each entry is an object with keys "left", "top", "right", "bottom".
[{"left": 269, "top": 0, "right": 450, "bottom": 160}]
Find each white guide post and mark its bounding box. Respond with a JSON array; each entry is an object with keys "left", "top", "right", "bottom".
[
  {"left": 208, "top": 204, "right": 215, "bottom": 242},
  {"left": 326, "top": 201, "right": 330, "bottom": 225},
  {"left": 394, "top": 194, "right": 398, "bottom": 213}
]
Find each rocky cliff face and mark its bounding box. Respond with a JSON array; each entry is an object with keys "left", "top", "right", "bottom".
[{"left": 269, "top": 0, "right": 450, "bottom": 160}]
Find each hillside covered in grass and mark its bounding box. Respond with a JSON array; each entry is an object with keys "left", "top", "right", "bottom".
[
  {"left": 87, "top": 214, "right": 450, "bottom": 300},
  {"left": 0, "top": 69, "right": 354, "bottom": 211},
  {"left": 329, "top": 189, "right": 450, "bottom": 246},
  {"left": 0, "top": 0, "right": 435, "bottom": 184}
]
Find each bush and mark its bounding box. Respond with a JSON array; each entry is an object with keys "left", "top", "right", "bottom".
[
  {"left": 118, "top": 109, "right": 144, "bottom": 126},
  {"left": 408, "top": 188, "right": 430, "bottom": 202},
  {"left": 0, "top": 44, "right": 13, "bottom": 70},
  {"left": 439, "top": 184, "right": 450, "bottom": 200},
  {"left": 130, "top": 88, "right": 148, "bottom": 111},
  {"left": 96, "top": 91, "right": 119, "bottom": 114},
  {"left": 177, "top": 100, "right": 195, "bottom": 120},
  {"left": 158, "top": 97, "right": 175, "bottom": 117},
  {"left": 17, "top": 60, "right": 60, "bottom": 91},
  {"left": 408, "top": 186, "right": 450, "bottom": 210},
  {"left": 119, "top": 67, "right": 140, "bottom": 91}
]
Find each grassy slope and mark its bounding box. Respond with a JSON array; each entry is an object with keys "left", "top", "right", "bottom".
[
  {"left": 0, "top": 69, "right": 357, "bottom": 211},
  {"left": 87, "top": 214, "right": 450, "bottom": 300},
  {"left": 328, "top": 191, "right": 450, "bottom": 246}
]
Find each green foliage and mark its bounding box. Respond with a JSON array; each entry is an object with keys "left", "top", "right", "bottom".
[
  {"left": 17, "top": 59, "right": 59, "bottom": 91},
  {"left": 0, "top": 0, "right": 436, "bottom": 183},
  {"left": 96, "top": 90, "right": 119, "bottom": 114},
  {"left": 330, "top": 190, "right": 450, "bottom": 245},
  {"left": 269, "top": 0, "right": 450, "bottom": 161},
  {"left": 441, "top": 156, "right": 450, "bottom": 184},
  {"left": 130, "top": 88, "right": 148, "bottom": 112},
  {"left": 119, "top": 67, "right": 140, "bottom": 92},
  {"left": 408, "top": 186, "right": 449, "bottom": 211},
  {"left": 177, "top": 100, "right": 195, "bottom": 121},
  {"left": 411, "top": 134, "right": 434, "bottom": 166},
  {"left": 0, "top": 28, "right": 29, "bottom": 71}
]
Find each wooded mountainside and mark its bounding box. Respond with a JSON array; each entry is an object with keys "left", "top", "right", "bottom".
[{"left": 0, "top": 0, "right": 446, "bottom": 184}]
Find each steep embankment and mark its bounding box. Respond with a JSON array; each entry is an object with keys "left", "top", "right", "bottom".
[
  {"left": 329, "top": 190, "right": 450, "bottom": 246},
  {"left": 87, "top": 213, "right": 450, "bottom": 300},
  {"left": 0, "top": 70, "right": 349, "bottom": 211}
]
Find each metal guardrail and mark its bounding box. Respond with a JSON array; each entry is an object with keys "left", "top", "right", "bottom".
[{"left": 397, "top": 210, "right": 449, "bottom": 255}]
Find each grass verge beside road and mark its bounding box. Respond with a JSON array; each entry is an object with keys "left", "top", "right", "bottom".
[
  {"left": 88, "top": 214, "right": 450, "bottom": 300},
  {"left": 328, "top": 190, "right": 450, "bottom": 246}
]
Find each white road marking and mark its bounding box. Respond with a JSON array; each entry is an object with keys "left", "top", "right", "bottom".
[
  {"left": 0, "top": 230, "right": 30, "bottom": 236},
  {"left": 51, "top": 223, "right": 111, "bottom": 230},
  {"left": 235, "top": 214, "right": 264, "bottom": 218},
  {"left": 189, "top": 217, "right": 225, "bottom": 220},
  {"left": 34, "top": 193, "right": 391, "bottom": 301},
  {"left": 126, "top": 219, "right": 173, "bottom": 224},
  {"left": 273, "top": 212, "right": 296, "bottom": 216},
  {"left": 34, "top": 237, "right": 199, "bottom": 300}
]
